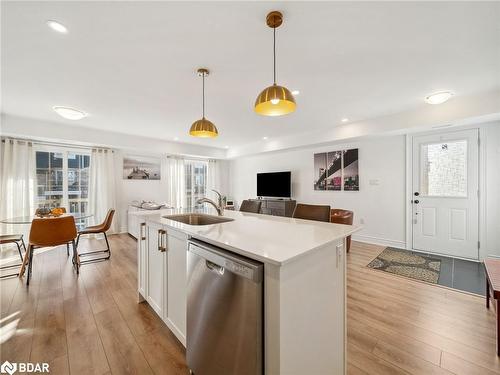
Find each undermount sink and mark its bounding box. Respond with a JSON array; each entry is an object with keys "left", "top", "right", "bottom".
[{"left": 163, "top": 213, "right": 234, "bottom": 226}]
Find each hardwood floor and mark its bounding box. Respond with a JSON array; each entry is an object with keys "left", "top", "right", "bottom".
[{"left": 0, "top": 235, "right": 496, "bottom": 374}]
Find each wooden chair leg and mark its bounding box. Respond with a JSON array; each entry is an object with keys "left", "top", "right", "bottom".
[{"left": 19, "top": 245, "right": 31, "bottom": 278}]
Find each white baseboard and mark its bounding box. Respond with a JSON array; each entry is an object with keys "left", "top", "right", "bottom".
[{"left": 352, "top": 234, "right": 406, "bottom": 249}]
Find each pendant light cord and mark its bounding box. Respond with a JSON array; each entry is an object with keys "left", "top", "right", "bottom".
[
  {"left": 273, "top": 26, "right": 276, "bottom": 85},
  {"left": 202, "top": 73, "right": 205, "bottom": 118}
]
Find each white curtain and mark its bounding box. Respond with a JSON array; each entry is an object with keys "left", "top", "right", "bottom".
[
  {"left": 206, "top": 159, "right": 223, "bottom": 201},
  {"left": 0, "top": 139, "right": 36, "bottom": 226},
  {"left": 164, "top": 156, "right": 185, "bottom": 208},
  {"left": 88, "top": 148, "right": 117, "bottom": 233}
]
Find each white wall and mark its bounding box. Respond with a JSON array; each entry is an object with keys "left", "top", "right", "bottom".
[
  {"left": 1, "top": 114, "right": 230, "bottom": 233},
  {"left": 483, "top": 123, "right": 500, "bottom": 259},
  {"left": 229, "top": 136, "right": 407, "bottom": 248},
  {"left": 229, "top": 123, "right": 500, "bottom": 259}
]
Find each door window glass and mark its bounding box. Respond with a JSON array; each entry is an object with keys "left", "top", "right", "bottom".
[{"left": 420, "top": 140, "right": 467, "bottom": 197}]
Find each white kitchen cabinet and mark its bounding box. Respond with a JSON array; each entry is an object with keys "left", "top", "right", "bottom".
[
  {"left": 128, "top": 205, "right": 140, "bottom": 238},
  {"left": 137, "top": 222, "right": 147, "bottom": 300},
  {"left": 164, "top": 228, "right": 188, "bottom": 343},
  {"left": 146, "top": 221, "right": 166, "bottom": 318}
]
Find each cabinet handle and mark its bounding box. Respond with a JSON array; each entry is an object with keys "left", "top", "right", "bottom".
[
  {"left": 336, "top": 243, "right": 343, "bottom": 268},
  {"left": 158, "top": 229, "right": 167, "bottom": 252},
  {"left": 163, "top": 230, "right": 168, "bottom": 252},
  {"left": 140, "top": 223, "right": 146, "bottom": 241}
]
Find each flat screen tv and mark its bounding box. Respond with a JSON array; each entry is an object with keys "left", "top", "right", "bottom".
[{"left": 257, "top": 171, "right": 291, "bottom": 198}]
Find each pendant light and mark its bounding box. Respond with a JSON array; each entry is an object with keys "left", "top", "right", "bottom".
[
  {"left": 190, "top": 68, "right": 218, "bottom": 138},
  {"left": 254, "top": 11, "right": 296, "bottom": 116}
]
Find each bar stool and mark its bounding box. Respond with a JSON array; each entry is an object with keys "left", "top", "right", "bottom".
[
  {"left": 292, "top": 203, "right": 331, "bottom": 222},
  {"left": 0, "top": 234, "right": 26, "bottom": 278},
  {"left": 240, "top": 200, "right": 262, "bottom": 213}
]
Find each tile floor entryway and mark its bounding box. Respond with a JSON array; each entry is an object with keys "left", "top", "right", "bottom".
[{"left": 411, "top": 250, "right": 486, "bottom": 295}]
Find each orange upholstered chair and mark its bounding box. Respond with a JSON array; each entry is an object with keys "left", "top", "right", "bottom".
[
  {"left": 20, "top": 215, "right": 78, "bottom": 285},
  {"left": 75, "top": 209, "right": 115, "bottom": 265},
  {"left": 330, "top": 209, "right": 354, "bottom": 252}
]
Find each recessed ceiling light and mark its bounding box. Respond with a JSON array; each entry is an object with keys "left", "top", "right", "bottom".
[
  {"left": 47, "top": 20, "right": 68, "bottom": 34},
  {"left": 224, "top": 145, "right": 229, "bottom": 149},
  {"left": 425, "top": 91, "right": 454, "bottom": 105},
  {"left": 341, "top": 118, "right": 349, "bottom": 123},
  {"left": 53, "top": 106, "right": 87, "bottom": 120},
  {"left": 263, "top": 136, "right": 268, "bottom": 140},
  {"left": 174, "top": 137, "right": 179, "bottom": 141},
  {"left": 291, "top": 90, "right": 300, "bottom": 96}
]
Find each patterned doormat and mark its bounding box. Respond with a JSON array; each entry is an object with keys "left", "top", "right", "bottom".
[{"left": 367, "top": 247, "right": 441, "bottom": 283}]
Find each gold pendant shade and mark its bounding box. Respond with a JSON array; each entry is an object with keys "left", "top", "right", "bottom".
[
  {"left": 190, "top": 68, "right": 218, "bottom": 138},
  {"left": 189, "top": 117, "right": 218, "bottom": 138},
  {"left": 254, "top": 84, "right": 296, "bottom": 116},
  {"left": 254, "top": 11, "right": 296, "bottom": 116}
]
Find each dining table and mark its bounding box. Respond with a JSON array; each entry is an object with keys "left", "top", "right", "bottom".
[{"left": 0, "top": 213, "right": 93, "bottom": 224}]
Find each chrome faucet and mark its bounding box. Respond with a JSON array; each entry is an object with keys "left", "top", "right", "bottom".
[{"left": 196, "top": 190, "right": 226, "bottom": 216}]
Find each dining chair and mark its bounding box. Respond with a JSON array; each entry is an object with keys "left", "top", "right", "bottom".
[
  {"left": 75, "top": 209, "right": 115, "bottom": 265},
  {"left": 330, "top": 209, "right": 354, "bottom": 252},
  {"left": 0, "top": 234, "right": 26, "bottom": 279},
  {"left": 239, "top": 200, "right": 262, "bottom": 214},
  {"left": 292, "top": 203, "right": 331, "bottom": 222},
  {"left": 20, "top": 215, "right": 78, "bottom": 285},
  {"left": 35, "top": 207, "right": 73, "bottom": 256}
]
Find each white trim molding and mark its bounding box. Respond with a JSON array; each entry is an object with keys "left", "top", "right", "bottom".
[{"left": 352, "top": 234, "right": 406, "bottom": 249}]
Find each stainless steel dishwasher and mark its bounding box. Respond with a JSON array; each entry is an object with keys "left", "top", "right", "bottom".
[{"left": 187, "top": 239, "right": 263, "bottom": 375}]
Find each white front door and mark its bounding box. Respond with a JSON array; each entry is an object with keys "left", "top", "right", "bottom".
[{"left": 412, "top": 129, "right": 479, "bottom": 259}]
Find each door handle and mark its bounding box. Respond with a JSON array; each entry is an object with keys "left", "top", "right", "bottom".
[{"left": 140, "top": 223, "right": 146, "bottom": 241}]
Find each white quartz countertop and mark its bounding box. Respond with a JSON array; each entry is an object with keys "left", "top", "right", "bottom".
[{"left": 132, "top": 208, "right": 360, "bottom": 266}]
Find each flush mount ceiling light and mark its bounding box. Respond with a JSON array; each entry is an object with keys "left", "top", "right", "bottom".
[
  {"left": 341, "top": 118, "right": 349, "bottom": 123},
  {"left": 47, "top": 20, "right": 68, "bottom": 33},
  {"left": 53, "top": 106, "right": 87, "bottom": 120},
  {"left": 291, "top": 90, "right": 300, "bottom": 96},
  {"left": 254, "top": 11, "right": 296, "bottom": 116},
  {"left": 425, "top": 91, "right": 454, "bottom": 105},
  {"left": 189, "top": 68, "right": 218, "bottom": 138}
]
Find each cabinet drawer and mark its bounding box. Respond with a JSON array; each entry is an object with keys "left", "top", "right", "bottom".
[{"left": 267, "top": 201, "right": 285, "bottom": 210}]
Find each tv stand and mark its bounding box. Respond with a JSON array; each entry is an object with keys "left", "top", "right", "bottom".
[{"left": 250, "top": 198, "right": 296, "bottom": 217}]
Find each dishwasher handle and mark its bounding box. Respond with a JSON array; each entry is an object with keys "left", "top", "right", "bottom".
[
  {"left": 206, "top": 260, "right": 225, "bottom": 276},
  {"left": 188, "top": 240, "right": 263, "bottom": 283}
]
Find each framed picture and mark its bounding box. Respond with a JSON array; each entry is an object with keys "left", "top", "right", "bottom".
[
  {"left": 313, "top": 148, "right": 359, "bottom": 191},
  {"left": 123, "top": 155, "right": 161, "bottom": 180},
  {"left": 343, "top": 149, "right": 359, "bottom": 191}
]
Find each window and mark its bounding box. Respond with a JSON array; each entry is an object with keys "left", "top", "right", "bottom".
[
  {"left": 420, "top": 140, "right": 467, "bottom": 197},
  {"left": 35, "top": 147, "right": 90, "bottom": 213},
  {"left": 185, "top": 160, "right": 208, "bottom": 208}
]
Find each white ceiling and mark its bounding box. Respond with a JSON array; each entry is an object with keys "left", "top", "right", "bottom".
[{"left": 2, "top": 1, "right": 499, "bottom": 149}]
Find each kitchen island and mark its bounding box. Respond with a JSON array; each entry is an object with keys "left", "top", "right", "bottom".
[{"left": 130, "top": 208, "right": 359, "bottom": 375}]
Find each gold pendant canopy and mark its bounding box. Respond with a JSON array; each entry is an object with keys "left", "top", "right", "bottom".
[
  {"left": 255, "top": 84, "right": 296, "bottom": 116},
  {"left": 189, "top": 117, "right": 218, "bottom": 138}
]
